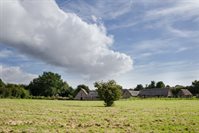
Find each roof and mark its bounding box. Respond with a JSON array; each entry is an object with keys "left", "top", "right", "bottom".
[
  {"left": 122, "top": 89, "right": 128, "bottom": 94},
  {"left": 178, "top": 89, "right": 192, "bottom": 96},
  {"left": 88, "top": 90, "right": 98, "bottom": 97},
  {"left": 139, "top": 88, "right": 172, "bottom": 96},
  {"left": 128, "top": 90, "right": 140, "bottom": 96},
  {"left": 80, "top": 88, "right": 88, "bottom": 95}
]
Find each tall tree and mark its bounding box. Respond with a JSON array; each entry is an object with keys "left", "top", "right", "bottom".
[
  {"left": 188, "top": 80, "right": 199, "bottom": 95},
  {"left": 147, "top": 81, "right": 156, "bottom": 89},
  {"left": 94, "top": 80, "right": 122, "bottom": 107},
  {"left": 156, "top": 81, "right": 165, "bottom": 88},
  {"left": 134, "top": 84, "right": 144, "bottom": 91},
  {"left": 28, "top": 72, "right": 69, "bottom": 97}
]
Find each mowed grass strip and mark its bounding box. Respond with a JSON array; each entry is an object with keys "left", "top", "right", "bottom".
[{"left": 0, "top": 99, "right": 199, "bottom": 133}]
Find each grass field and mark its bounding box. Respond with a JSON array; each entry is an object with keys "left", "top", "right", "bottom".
[{"left": 0, "top": 99, "right": 199, "bottom": 133}]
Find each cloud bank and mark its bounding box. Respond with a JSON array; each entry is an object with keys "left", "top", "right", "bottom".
[
  {"left": 0, "top": 0, "right": 133, "bottom": 80},
  {"left": 0, "top": 65, "right": 36, "bottom": 84}
]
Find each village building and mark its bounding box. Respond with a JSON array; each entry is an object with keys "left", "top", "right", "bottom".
[
  {"left": 138, "top": 88, "right": 173, "bottom": 98},
  {"left": 122, "top": 89, "right": 139, "bottom": 98},
  {"left": 177, "top": 89, "right": 192, "bottom": 98},
  {"left": 74, "top": 89, "right": 99, "bottom": 100},
  {"left": 74, "top": 88, "right": 88, "bottom": 100}
]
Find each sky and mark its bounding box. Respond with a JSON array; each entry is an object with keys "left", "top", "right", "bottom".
[{"left": 0, "top": 0, "right": 199, "bottom": 89}]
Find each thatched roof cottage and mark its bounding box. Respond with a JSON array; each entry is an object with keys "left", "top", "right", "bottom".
[
  {"left": 74, "top": 88, "right": 88, "bottom": 100},
  {"left": 177, "top": 89, "right": 192, "bottom": 98},
  {"left": 139, "top": 88, "right": 173, "bottom": 98},
  {"left": 123, "top": 89, "right": 139, "bottom": 98},
  {"left": 74, "top": 89, "right": 99, "bottom": 100}
]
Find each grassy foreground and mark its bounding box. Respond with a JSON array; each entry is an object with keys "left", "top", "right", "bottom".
[{"left": 0, "top": 99, "right": 199, "bottom": 133}]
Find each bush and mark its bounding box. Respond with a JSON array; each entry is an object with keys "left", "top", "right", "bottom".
[{"left": 94, "top": 80, "right": 122, "bottom": 107}]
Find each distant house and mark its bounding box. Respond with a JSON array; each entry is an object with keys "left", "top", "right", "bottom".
[
  {"left": 123, "top": 89, "right": 139, "bottom": 98},
  {"left": 74, "top": 88, "right": 88, "bottom": 100},
  {"left": 139, "top": 88, "right": 173, "bottom": 98},
  {"left": 177, "top": 89, "right": 192, "bottom": 98},
  {"left": 74, "top": 89, "right": 99, "bottom": 100}
]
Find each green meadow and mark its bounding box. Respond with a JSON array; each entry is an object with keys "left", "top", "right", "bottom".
[{"left": 0, "top": 99, "right": 199, "bottom": 133}]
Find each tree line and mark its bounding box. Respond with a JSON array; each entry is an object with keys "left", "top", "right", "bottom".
[
  {"left": 0, "top": 72, "right": 84, "bottom": 99},
  {"left": 0, "top": 71, "right": 199, "bottom": 106},
  {"left": 0, "top": 72, "right": 122, "bottom": 106}
]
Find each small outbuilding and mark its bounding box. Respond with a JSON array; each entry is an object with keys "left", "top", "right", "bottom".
[
  {"left": 177, "top": 89, "right": 192, "bottom": 98},
  {"left": 123, "top": 89, "right": 139, "bottom": 98},
  {"left": 139, "top": 88, "right": 173, "bottom": 98}
]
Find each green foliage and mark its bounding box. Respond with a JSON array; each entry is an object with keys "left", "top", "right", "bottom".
[
  {"left": 166, "top": 85, "right": 170, "bottom": 88},
  {"left": 94, "top": 80, "right": 122, "bottom": 107},
  {"left": 145, "top": 81, "right": 166, "bottom": 89},
  {"left": 28, "top": 72, "right": 72, "bottom": 97},
  {"left": 156, "top": 81, "right": 165, "bottom": 88},
  {"left": 0, "top": 79, "right": 5, "bottom": 88},
  {"left": 0, "top": 84, "right": 29, "bottom": 98},
  {"left": 147, "top": 81, "right": 156, "bottom": 89},
  {"left": 58, "top": 82, "right": 74, "bottom": 97},
  {"left": 171, "top": 88, "right": 182, "bottom": 97},
  {"left": 73, "top": 84, "right": 89, "bottom": 97},
  {"left": 134, "top": 84, "right": 144, "bottom": 91},
  {"left": 188, "top": 80, "right": 199, "bottom": 95}
]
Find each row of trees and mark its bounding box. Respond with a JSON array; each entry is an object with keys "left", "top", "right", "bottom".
[
  {"left": 0, "top": 72, "right": 122, "bottom": 106},
  {"left": 134, "top": 81, "right": 167, "bottom": 91},
  {"left": 1, "top": 71, "right": 199, "bottom": 106},
  {"left": 0, "top": 72, "right": 84, "bottom": 99}
]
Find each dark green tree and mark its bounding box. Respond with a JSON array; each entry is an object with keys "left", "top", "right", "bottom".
[
  {"left": 28, "top": 72, "right": 68, "bottom": 97},
  {"left": 0, "top": 79, "right": 5, "bottom": 88},
  {"left": 147, "top": 81, "right": 156, "bottom": 89},
  {"left": 73, "top": 84, "right": 89, "bottom": 97},
  {"left": 134, "top": 84, "right": 144, "bottom": 91},
  {"left": 156, "top": 81, "right": 165, "bottom": 88},
  {"left": 58, "top": 82, "right": 74, "bottom": 97},
  {"left": 166, "top": 85, "right": 170, "bottom": 88},
  {"left": 94, "top": 80, "right": 122, "bottom": 107},
  {"left": 188, "top": 80, "right": 199, "bottom": 95}
]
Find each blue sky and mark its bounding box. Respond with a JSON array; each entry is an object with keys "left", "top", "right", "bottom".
[{"left": 0, "top": 0, "right": 199, "bottom": 88}]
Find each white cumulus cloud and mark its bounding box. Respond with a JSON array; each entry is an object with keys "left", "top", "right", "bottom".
[{"left": 0, "top": 0, "right": 133, "bottom": 80}]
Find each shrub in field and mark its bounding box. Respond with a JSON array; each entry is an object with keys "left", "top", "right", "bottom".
[{"left": 94, "top": 80, "right": 122, "bottom": 107}]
